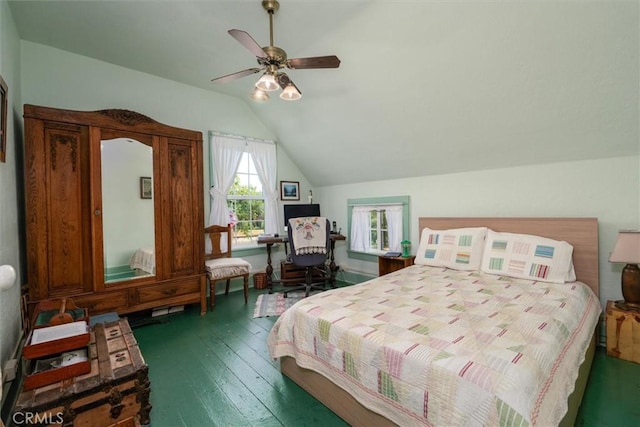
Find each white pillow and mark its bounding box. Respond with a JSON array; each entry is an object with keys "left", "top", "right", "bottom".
[
  {"left": 480, "top": 230, "right": 576, "bottom": 283},
  {"left": 415, "top": 227, "right": 488, "bottom": 270}
]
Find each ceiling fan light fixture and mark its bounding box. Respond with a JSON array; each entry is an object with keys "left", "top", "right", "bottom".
[
  {"left": 250, "top": 87, "right": 270, "bottom": 102},
  {"left": 211, "top": 0, "right": 340, "bottom": 101},
  {"left": 280, "top": 83, "right": 302, "bottom": 101},
  {"left": 255, "top": 73, "right": 280, "bottom": 91}
]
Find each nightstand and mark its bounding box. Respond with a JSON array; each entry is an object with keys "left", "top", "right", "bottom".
[
  {"left": 378, "top": 255, "right": 415, "bottom": 276},
  {"left": 605, "top": 300, "right": 640, "bottom": 364}
]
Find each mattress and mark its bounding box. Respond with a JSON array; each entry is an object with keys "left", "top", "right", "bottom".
[{"left": 267, "top": 264, "right": 601, "bottom": 426}]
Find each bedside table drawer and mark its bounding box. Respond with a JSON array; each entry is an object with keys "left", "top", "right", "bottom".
[{"left": 606, "top": 300, "right": 640, "bottom": 363}]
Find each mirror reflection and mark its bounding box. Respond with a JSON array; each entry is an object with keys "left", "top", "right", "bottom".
[{"left": 101, "top": 138, "right": 155, "bottom": 283}]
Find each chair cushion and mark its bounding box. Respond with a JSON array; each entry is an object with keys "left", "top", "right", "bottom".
[{"left": 205, "top": 257, "right": 251, "bottom": 280}]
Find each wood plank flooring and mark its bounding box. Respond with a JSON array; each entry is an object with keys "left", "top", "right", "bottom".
[{"left": 130, "top": 287, "right": 640, "bottom": 427}]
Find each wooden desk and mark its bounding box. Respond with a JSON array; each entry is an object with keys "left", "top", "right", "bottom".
[{"left": 257, "top": 234, "right": 345, "bottom": 291}]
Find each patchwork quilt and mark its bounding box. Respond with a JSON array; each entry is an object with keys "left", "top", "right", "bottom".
[{"left": 267, "top": 265, "right": 601, "bottom": 426}]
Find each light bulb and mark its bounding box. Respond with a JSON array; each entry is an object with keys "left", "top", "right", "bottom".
[
  {"left": 280, "top": 84, "right": 302, "bottom": 101},
  {"left": 250, "top": 88, "right": 270, "bottom": 102},
  {"left": 255, "top": 74, "right": 280, "bottom": 92}
]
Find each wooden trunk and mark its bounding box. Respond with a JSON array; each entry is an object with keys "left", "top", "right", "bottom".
[
  {"left": 606, "top": 300, "right": 640, "bottom": 364},
  {"left": 14, "top": 319, "right": 151, "bottom": 426}
]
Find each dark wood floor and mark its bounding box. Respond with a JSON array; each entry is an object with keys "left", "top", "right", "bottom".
[{"left": 131, "top": 286, "right": 640, "bottom": 427}]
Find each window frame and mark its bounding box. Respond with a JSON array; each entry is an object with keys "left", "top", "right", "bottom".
[
  {"left": 226, "top": 152, "right": 266, "bottom": 251},
  {"left": 208, "top": 134, "right": 273, "bottom": 257},
  {"left": 347, "top": 195, "right": 410, "bottom": 262},
  {"left": 368, "top": 209, "right": 389, "bottom": 254}
]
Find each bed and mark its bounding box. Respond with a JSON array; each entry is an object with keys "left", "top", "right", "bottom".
[
  {"left": 129, "top": 246, "right": 155, "bottom": 275},
  {"left": 267, "top": 217, "right": 600, "bottom": 426}
]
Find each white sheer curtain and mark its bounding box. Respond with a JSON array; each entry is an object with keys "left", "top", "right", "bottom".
[
  {"left": 208, "top": 135, "right": 244, "bottom": 226},
  {"left": 385, "top": 205, "right": 403, "bottom": 252},
  {"left": 350, "top": 206, "right": 372, "bottom": 252},
  {"left": 247, "top": 140, "right": 279, "bottom": 235}
]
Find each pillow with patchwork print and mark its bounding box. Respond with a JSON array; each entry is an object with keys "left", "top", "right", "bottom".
[
  {"left": 480, "top": 230, "right": 576, "bottom": 283},
  {"left": 415, "top": 227, "right": 488, "bottom": 270}
]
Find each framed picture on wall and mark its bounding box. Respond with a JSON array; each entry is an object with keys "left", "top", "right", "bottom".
[
  {"left": 0, "top": 73, "right": 7, "bottom": 163},
  {"left": 140, "top": 176, "right": 152, "bottom": 199},
  {"left": 280, "top": 181, "right": 300, "bottom": 201}
]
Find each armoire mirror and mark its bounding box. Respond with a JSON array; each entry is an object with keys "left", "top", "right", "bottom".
[{"left": 101, "top": 137, "right": 155, "bottom": 283}]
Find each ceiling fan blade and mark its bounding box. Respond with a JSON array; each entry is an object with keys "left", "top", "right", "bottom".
[
  {"left": 287, "top": 55, "right": 341, "bottom": 69},
  {"left": 211, "top": 68, "right": 262, "bottom": 84},
  {"left": 228, "top": 29, "right": 268, "bottom": 59}
]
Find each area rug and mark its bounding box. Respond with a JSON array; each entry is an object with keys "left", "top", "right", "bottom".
[{"left": 253, "top": 292, "right": 306, "bottom": 318}]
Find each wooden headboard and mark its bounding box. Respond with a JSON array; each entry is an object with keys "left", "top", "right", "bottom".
[{"left": 418, "top": 217, "right": 599, "bottom": 297}]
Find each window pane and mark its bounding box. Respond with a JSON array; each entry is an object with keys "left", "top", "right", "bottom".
[
  {"left": 381, "top": 211, "right": 388, "bottom": 229},
  {"left": 250, "top": 200, "right": 264, "bottom": 220},
  {"left": 248, "top": 155, "right": 257, "bottom": 174},
  {"left": 382, "top": 231, "right": 389, "bottom": 251},
  {"left": 370, "top": 211, "right": 378, "bottom": 228},
  {"left": 248, "top": 175, "right": 263, "bottom": 194},
  {"left": 229, "top": 154, "right": 263, "bottom": 196},
  {"left": 238, "top": 153, "right": 249, "bottom": 173},
  {"left": 371, "top": 230, "right": 378, "bottom": 250}
]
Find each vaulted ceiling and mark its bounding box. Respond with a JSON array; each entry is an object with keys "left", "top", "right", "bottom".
[{"left": 8, "top": 0, "right": 639, "bottom": 186}]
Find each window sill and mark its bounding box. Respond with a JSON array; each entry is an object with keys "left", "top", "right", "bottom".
[
  {"left": 232, "top": 244, "right": 282, "bottom": 257},
  {"left": 346, "top": 250, "right": 379, "bottom": 263}
]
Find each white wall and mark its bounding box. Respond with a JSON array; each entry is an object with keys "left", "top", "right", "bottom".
[
  {"left": 0, "top": 0, "right": 23, "bottom": 389},
  {"left": 317, "top": 156, "right": 640, "bottom": 308}
]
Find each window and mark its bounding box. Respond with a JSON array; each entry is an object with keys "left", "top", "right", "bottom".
[
  {"left": 347, "top": 196, "right": 410, "bottom": 261},
  {"left": 369, "top": 209, "right": 389, "bottom": 252},
  {"left": 227, "top": 153, "right": 265, "bottom": 246},
  {"left": 208, "top": 132, "right": 278, "bottom": 253}
]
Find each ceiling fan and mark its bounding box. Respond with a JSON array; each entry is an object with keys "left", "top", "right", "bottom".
[{"left": 211, "top": 0, "right": 341, "bottom": 101}]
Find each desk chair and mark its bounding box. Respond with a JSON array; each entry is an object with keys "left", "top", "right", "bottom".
[
  {"left": 284, "top": 217, "right": 331, "bottom": 298},
  {"left": 204, "top": 224, "right": 251, "bottom": 310}
]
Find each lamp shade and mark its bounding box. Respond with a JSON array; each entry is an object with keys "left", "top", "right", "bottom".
[
  {"left": 280, "top": 84, "right": 302, "bottom": 101},
  {"left": 255, "top": 74, "right": 279, "bottom": 92},
  {"left": 250, "top": 88, "right": 269, "bottom": 102},
  {"left": 609, "top": 231, "right": 640, "bottom": 264},
  {"left": 0, "top": 265, "right": 16, "bottom": 291}
]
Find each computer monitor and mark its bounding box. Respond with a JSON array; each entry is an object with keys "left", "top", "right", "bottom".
[{"left": 283, "top": 204, "right": 321, "bottom": 227}]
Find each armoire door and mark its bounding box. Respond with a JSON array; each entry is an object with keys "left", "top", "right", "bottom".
[
  {"left": 161, "top": 138, "right": 204, "bottom": 278},
  {"left": 25, "top": 119, "right": 94, "bottom": 300}
]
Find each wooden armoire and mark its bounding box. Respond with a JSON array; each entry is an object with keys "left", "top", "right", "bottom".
[{"left": 23, "top": 104, "right": 206, "bottom": 315}]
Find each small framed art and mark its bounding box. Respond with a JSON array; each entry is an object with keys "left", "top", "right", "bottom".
[
  {"left": 0, "top": 73, "right": 7, "bottom": 163},
  {"left": 140, "top": 176, "right": 152, "bottom": 199},
  {"left": 280, "top": 181, "right": 300, "bottom": 201}
]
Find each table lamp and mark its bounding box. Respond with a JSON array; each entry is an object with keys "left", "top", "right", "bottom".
[{"left": 609, "top": 230, "right": 640, "bottom": 310}]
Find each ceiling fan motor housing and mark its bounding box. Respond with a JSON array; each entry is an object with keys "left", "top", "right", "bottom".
[{"left": 260, "top": 46, "right": 287, "bottom": 66}]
